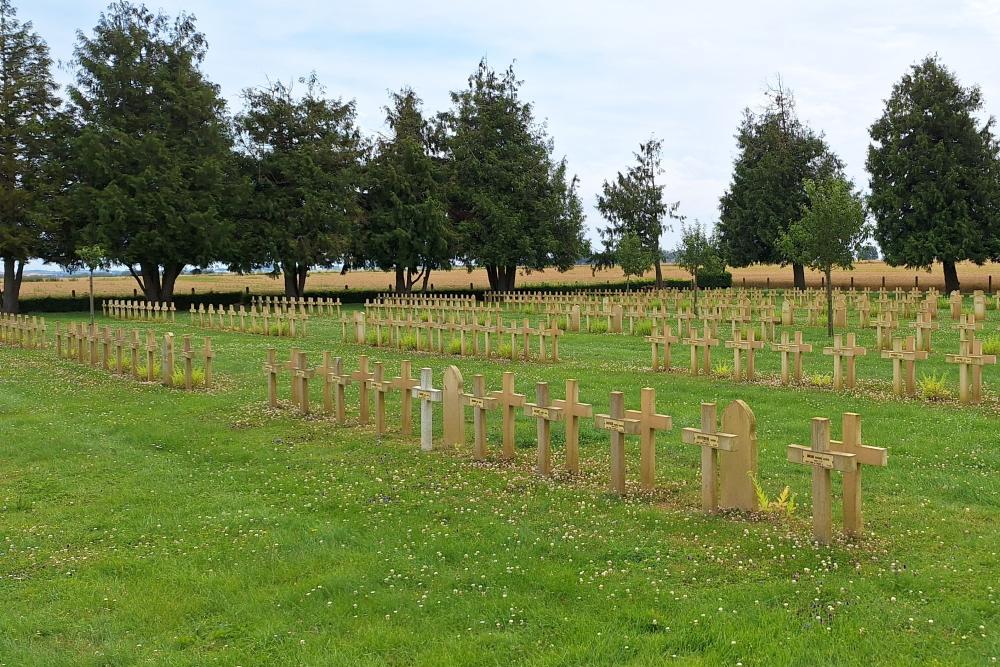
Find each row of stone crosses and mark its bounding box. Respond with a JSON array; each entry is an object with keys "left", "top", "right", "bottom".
[
  {"left": 645, "top": 310, "right": 995, "bottom": 404},
  {"left": 0, "top": 313, "right": 47, "bottom": 350},
  {"left": 263, "top": 348, "right": 887, "bottom": 545},
  {"left": 55, "top": 322, "right": 214, "bottom": 390}
]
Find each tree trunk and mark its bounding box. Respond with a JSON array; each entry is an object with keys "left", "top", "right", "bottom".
[
  {"left": 394, "top": 266, "right": 406, "bottom": 293},
  {"left": 793, "top": 263, "right": 806, "bottom": 290},
  {"left": 503, "top": 265, "right": 517, "bottom": 291},
  {"left": 297, "top": 264, "right": 308, "bottom": 296},
  {"left": 140, "top": 262, "right": 163, "bottom": 302},
  {"left": 2, "top": 257, "right": 23, "bottom": 314},
  {"left": 161, "top": 264, "right": 182, "bottom": 303},
  {"left": 283, "top": 265, "right": 299, "bottom": 297},
  {"left": 422, "top": 268, "right": 431, "bottom": 292},
  {"left": 654, "top": 260, "right": 663, "bottom": 289},
  {"left": 825, "top": 266, "right": 834, "bottom": 338},
  {"left": 692, "top": 272, "right": 699, "bottom": 311},
  {"left": 89, "top": 270, "right": 95, "bottom": 324},
  {"left": 942, "top": 260, "right": 960, "bottom": 294},
  {"left": 485, "top": 265, "right": 499, "bottom": 291}
]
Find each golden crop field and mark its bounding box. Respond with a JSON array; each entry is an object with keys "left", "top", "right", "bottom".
[{"left": 11, "top": 260, "right": 1000, "bottom": 298}]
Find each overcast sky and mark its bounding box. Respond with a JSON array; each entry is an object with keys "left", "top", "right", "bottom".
[{"left": 25, "top": 0, "right": 1000, "bottom": 262}]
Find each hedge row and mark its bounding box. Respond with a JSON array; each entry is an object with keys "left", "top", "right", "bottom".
[{"left": 14, "top": 272, "right": 733, "bottom": 313}]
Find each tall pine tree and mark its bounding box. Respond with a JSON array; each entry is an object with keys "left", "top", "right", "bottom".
[
  {"left": 68, "top": 1, "right": 234, "bottom": 303},
  {"left": 717, "top": 81, "right": 841, "bottom": 289},
  {"left": 442, "top": 60, "right": 587, "bottom": 291},
  {"left": 0, "top": 0, "right": 64, "bottom": 313},
  {"left": 233, "top": 73, "right": 363, "bottom": 297},
  {"left": 357, "top": 88, "right": 451, "bottom": 293},
  {"left": 867, "top": 55, "right": 1000, "bottom": 293}
]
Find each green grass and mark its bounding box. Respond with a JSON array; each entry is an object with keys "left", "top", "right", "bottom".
[{"left": 1, "top": 306, "right": 999, "bottom": 665}]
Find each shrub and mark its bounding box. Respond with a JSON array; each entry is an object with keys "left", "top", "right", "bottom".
[
  {"left": 633, "top": 319, "right": 653, "bottom": 337},
  {"left": 448, "top": 338, "right": 463, "bottom": 355},
  {"left": 712, "top": 362, "right": 732, "bottom": 378},
  {"left": 171, "top": 368, "right": 205, "bottom": 388},
  {"left": 589, "top": 320, "right": 609, "bottom": 334},
  {"left": 809, "top": 373, "right": 833, "bottom": 388},
  {"left": 982, "top": 334, "right": 1000, "bottom": 356},
  {"left": 498, "top": 343, "right": 513, "bottom": 359},
  {"left": 918, "top": 372, "right": 952, "bottom": 401},
  {"left": 400, "top": 334, "right": 418, "bottom": 351},
  {"left": 556, "top": 317, "right": 568, "bottom": 331},
  {"left": 420, "top": 311, "right": 430, "bottom": 323}
]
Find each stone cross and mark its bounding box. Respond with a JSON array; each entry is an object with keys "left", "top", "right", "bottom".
[
  {"left": 489, "top": 371, "right": 525, "bottom": 459},
  {"left": 645, "top": 325, "right": 678, "bottom": 371},
  {"left": 681, "top": 402, "right": 739, "bottom": 513},
  {"left": 682, "top": 326, "right": 720, "bottom": 376},
  {"left": 550, "top": 378, "right": 593, "bottom": 474},
  {"left": 911, "top": 310, "right": 939, "bottom": 352},
  {"left": 771, "top": 331, "right": 812, "bottom": 384},
  {"left": 594, "top": 391, "right": 640, "bottom": 494},
  {"left": 946, "top": 339, "right": 997, "bottom": 404},
  {"left": 372, "top": 362, "right": 394, "bottom": 437},
  {"left": 462, "top": 374, "right": 499, "bottom": 460},
  {"left": 787, "top": 417, "right": 859, "bottom": 544},
  {"left": 283, "top": 347, "right": 301, "bottom": 406},
  {"left": 330, "top": 357, "right": 351, "bottom": 424},
  {"left": 182, "top": 335, "right": 194, "bottom": 390},
  {"left": 316, "top": 351, "right": 336, "bottom": 415},
  {"left": 822, "top": 333, "right": 866, "bottom": 390},
  {"left": 414, "top": 367, "right": 443, "bottom": 451},
  {"left": 391, "top": 360, "right": 420, "bottom": 436},
  {"left": 880, "top": 336, "right": 927, "bottom": 397},
  {"left": 351, "top": 355, "right": 375, "bottom": 426},
  {"left": 162, "top": 332, "right": 175, "bottom": 387},
  {"left": 524, "top": 382, "right": 564, "bottom": 476},
  {"left": 725, "top": 329, "right": 765, "bottom": 381},
  {"left": 442, "top": 365, "right": 465, "bottom": 448},
  {"left": 829, "top": 413, "right": 887, "bottom": 538},
  {"left": 295, "top": 351, "right": 315, "bottom": 415},
  {"left": 624, "top": 387, "right": 672, "bottom": 490},
  {"left": 203, "top": 338, "right": 214, "bottom": 388},
  {"left": 264, "top": 347, "right": 280, "bottom": 408}
]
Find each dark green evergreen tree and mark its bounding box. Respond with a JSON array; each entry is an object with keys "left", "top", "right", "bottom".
[
  {"left": 357, "top": 88, "right": 451, "bottom": 293},
  {"left": 0, "top": 0, "right": 64, "bottom": 313},
  {"left": 68, "top": 2, "right": 235, "bottom": 303},
  {"left": 717, "top": 81, "right": 842, "bottom": 289},
  {"left": 867, "top": 55, "right": 1000, "bottom": 293},
  {"left": 441, "top": 60, "right": 587, "bottom": 291},
  {"left": 233, "top": 73, "right": 363, "bottom": 297}
]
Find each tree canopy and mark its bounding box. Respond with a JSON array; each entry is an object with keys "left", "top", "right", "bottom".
[
  {"left": 233, "top": 73, "right": 363, "bottom": 297},
  {"left": 357, "top": 88, "right": 451, "bottom": 293},
  {"left": 67, "top": 1, "right": 234, "bottom": 303},
  {"left": 717, "top": 81, "right": 842, "bottom": 289},
  {"left": 0, "top": 0, "right": 64, "bottom": 313},
  {"left": 867, "top": 55, "right": 1000, "bottom": 293},
  {"left": 595, "top": 137, "right": 678, "bottom": 288},
  {"left": 780, "top": 176, "right": 868, "bottom": 335},
  {"left": 441, "top": 59, "right": 587, "bottom": 291}
]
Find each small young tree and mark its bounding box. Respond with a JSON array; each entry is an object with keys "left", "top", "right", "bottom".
[
  {"left": 75, "top": 243, "right": 108, "bottom": 323},
  {"left": 616, "top": 232, "right": 654, "bottom": 290},
  {"left": 675, "top": 220, "right": 723, "bottom": 310},
  {"left": 780, "top": 177, "right": 868, "bottom": 336}
]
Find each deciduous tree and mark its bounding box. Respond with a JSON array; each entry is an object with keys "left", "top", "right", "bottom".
[
  {"left": 675, "top": 220, "right": 724, "bottom": 309},
  {"left": 780, "top": 177, "right": 868, "bottom": 336}
]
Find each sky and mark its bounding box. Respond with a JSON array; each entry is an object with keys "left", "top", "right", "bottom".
[{"left": 24, "top": 0, "right": 1000, "bottom": 269}]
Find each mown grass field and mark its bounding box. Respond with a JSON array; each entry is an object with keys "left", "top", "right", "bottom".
[
  {"left": 1, "top": 302, "right": 998, "bottom": 665},
  {"left": 13, "top": 260, "right": 1000, "bottom": 299}
]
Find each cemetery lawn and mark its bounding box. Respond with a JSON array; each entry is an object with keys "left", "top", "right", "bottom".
[{"left": 1, "top": 310, "right": 998, "bottom": 665}]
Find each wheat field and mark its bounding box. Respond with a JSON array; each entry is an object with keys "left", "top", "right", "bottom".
[{"left": 12, "top": 260, "right": 1000, "bottom": 298}]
